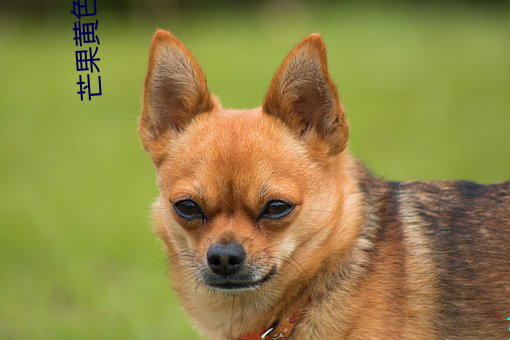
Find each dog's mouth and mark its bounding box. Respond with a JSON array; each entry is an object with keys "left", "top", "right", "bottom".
[{"left": 204, "top": 265, "right": 277, "bottom": 291}]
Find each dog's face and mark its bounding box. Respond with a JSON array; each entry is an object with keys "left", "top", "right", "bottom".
[{"left": 139, "top": 31, "right": 356, "bottom": 294}]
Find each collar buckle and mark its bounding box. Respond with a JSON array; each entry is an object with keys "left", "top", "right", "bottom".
[{"left": 260, "top": 326, "right": 275, "bottom": 339}]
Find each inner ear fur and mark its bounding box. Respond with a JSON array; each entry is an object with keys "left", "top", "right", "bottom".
[
  {"left": 139, "top": 30, "right": 216, "bottom": 150},
  {"left": 263, "top": 34, "right": 348, "bottom": 154}
]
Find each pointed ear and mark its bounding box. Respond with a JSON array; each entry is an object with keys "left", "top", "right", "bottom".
[
  {"left": 263, "top": 34, "right": 348, "bottom": 154},
  {"left": 139, "top": 30, "right": 216, "bottom": 148}
]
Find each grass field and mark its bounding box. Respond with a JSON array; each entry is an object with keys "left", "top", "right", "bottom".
[{"left": 1, "top": 4, "right": 509, "bottom": 339}]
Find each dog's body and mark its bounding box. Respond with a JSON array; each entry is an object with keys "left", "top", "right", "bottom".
[{"left": 139, "top": 30, "right": 510, "bottom": 339}]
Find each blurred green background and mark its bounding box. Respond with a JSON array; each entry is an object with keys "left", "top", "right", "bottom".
[{"left": 1, "top": 1, "right": 509, "bottom": 339}]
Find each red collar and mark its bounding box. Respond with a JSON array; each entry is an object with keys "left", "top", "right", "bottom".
[{"left": 239, "top": 312, "right": 301, "bottom": 340}]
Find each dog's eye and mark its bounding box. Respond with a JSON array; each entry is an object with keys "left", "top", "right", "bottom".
[
  {"left": 173, "top": 200, "right": 204, "bottom": 221},
  {"left": 260, "top": 200, "right": 294, "bottom": 220}
]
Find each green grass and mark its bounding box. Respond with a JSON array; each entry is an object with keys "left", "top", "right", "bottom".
[{"left": 1, "top": 4, "right": 509, "bottom": 339}]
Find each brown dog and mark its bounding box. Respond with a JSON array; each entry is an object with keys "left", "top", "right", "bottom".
[{"left": 138, "top": 30, "right": 510, "bottom": 339}]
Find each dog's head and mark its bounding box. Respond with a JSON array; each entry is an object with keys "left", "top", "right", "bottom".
[{"left": 139, "top": 30, "right": 358, "bottom": 294}]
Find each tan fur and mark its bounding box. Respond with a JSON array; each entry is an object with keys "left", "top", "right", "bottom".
[{"left": 140, "top": 30, "right": 510, "bottom": 339}]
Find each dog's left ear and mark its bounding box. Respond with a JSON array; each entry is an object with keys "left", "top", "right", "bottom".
[{"left": 263, "top": 34, "right": 348, "bottom": 155}]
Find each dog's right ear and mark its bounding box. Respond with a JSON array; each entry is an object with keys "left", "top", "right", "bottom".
[{"left": 139, "top": 30, "right": 216, "bottom": 157}]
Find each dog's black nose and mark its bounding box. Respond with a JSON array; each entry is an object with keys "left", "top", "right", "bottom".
[{"left": 207, "top": 243, "right": 246, "bottom": 276}]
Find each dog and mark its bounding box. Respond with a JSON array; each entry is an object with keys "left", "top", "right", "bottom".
[{"left": 138, "top": 30, "right": 510, "bottom": 339}]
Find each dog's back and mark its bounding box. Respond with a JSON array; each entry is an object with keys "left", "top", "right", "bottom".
[{"left": 352, "top": 168, "right": 510, "bottom": 338}]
